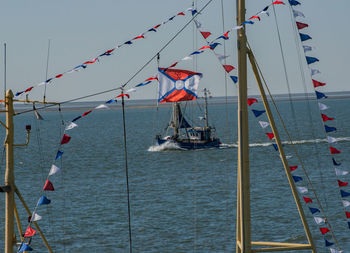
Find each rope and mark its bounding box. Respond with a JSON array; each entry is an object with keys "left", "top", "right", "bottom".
[{"left": 43, "top": 40, "right": 51, "bottom": 103}]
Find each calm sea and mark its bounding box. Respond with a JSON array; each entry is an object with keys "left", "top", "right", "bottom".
[{"left": 1, "top": 96, "right": 350, "bottom": 252}]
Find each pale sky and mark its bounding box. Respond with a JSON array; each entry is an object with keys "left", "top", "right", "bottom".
[{"left": 1, "top": 0, "right": 349, "bottom": 102}]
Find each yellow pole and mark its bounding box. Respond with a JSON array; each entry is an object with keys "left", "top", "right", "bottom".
[
  {"left": 247, "top": 49, "right": 316, "bottom": 252},
  {"left": 5, "top": 89, "right": 15, "bottom": 253},
  {"left": 236, "top": 0, "right": 251, "bottom": 252}
]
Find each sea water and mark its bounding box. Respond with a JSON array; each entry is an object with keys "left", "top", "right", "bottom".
[{"left": 0, "top": 97, "right": 350, "bottom": 252}]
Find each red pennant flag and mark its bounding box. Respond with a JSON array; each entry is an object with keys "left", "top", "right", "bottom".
[
  {"left": 312, "top": 79, "right": 326, "bottom": 88},
  {"left": 169, "top": 62, "right": 178, "bottom": 68},
  {"left": 338, "top": 180, "right": 348, "bottom": 187},
  {"left": 61, "top": 134, "right": 71, "bottom": 145},
  {"left": 133, "top": 35, "right": 145, "bottom": 40},
  {"left": 145, "top": 77, "right": 158, "bottom": 82},
  {"left": 154, "top": 24, "right": 161, "bottom": 29},
  {"left": 25, "top": 86, "right": 34, "bottom": 92},
  {"left": 24, "top": 226, "right": 36, "bottom": 237},
  {"left": 330, "top": 147, "right": 341, "bottom": 154},
  {"left": 43, "top": 179, "right": 54, "bottom": 191},
  {"left": 321, "top": 113, "right": 334, "bottom": 122},
  {"left": 223, "top": 65, "right": 235, "bottom": 73},
  {"left": 116, "top": 93, "right": 130, "bottom": 99},
  {"left": 104, "top": 49, "right": 115, "bottom": 55},
  {"left": 346, "top": 211, "right": 350, "bottom": 218},
  {"left": 223, "top": 30, "right": 230, "bottom": 38},
  {"left": 247, "top": 98, "right": 258, "bottom": 106},
  {"left": 200, "top": 31, "right": 211, "bottom": 39},
  {"left": 272, "top": 0, "right": 285, "bottom": 4},
  {"left": 177, "top": 12, "right": 185, "bottom": 16},
  {"left": 82, "top": 110, "right": 92, "bottom": 117},
  {"left": 83, "top": 58, "right": 98, "bottom": 64},
  {"left": 320, "top": 227, "right": 330, "bottom": 235},
  {"left": 249, "top": 15, "right": 261, "bottom": 21},
  {"left": 199, "top": 45, "right": 211, "bottom": 50},
  {"left": 265, "top": 133, "right": 275, "bottom": 140},
  {"left": 290, "top": 166, "right": 298, "bottom": 171},
  {"left": 296, "top": 22, "right": 309, "bottom": 30},
  {"left": 303, "top": 196, "right": 313, "bottom": 203}
]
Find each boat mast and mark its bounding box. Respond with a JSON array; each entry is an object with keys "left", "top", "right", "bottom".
[
  {"left": 173, "top": 102, "right": 179, "bottom": 138},
  {"left": 236, "top": 0, "right": 251, "bottom": 252},
  {"left": 203, "top": 88, "right": 209, "bottom": 128}
]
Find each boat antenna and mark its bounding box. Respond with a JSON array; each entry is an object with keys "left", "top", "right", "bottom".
[
  {"left": 43, "top": 39, "right": 51, "bottom": 103},
  {"left": 4, "top": 43, "right": 7, "bottom": 97},
  {"left": 121, "top": 88, "right": 133, "bottom": 253}
]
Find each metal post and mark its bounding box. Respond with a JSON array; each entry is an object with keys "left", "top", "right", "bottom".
[
  {"left": 236, "top": 0, "right": 251, "bottom": 252},
  {"left": 5, "top": 89, "right": 15, "bottom": 253}
]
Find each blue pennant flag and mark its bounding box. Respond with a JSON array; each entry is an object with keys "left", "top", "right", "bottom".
[
  {"left": 106, "top": 99, "right": 117, "bottom": 104},
  {"left": 18, "top": 242, "right": 33, "bottom": 252},
  {"left": 341, "top": 190, "right": 350, "bottom": 198},
  {"left": 332, "top": 158, "right": 341, "bottom": 166},
  {"left": 292, "top": 176, "right": 303, "bottom": 182},
  {"left": 272, "top": 144, "right": 278, "bottom": 151},
  {"left": 230, "top": 76, "right": 238, "bottom": 83},
  {"left": 348, "top": 222, "right": 350, "bottom": 229},
  {"left": 55, "top": 150, "right": 64, "bottom": 160},
  {"left": 242, "top": 21, "right": 254, "bottom": 25},
  {"left": 309, "top": 207, "right": 320, "bottom": 214},
  {"left": 209, "top": 42, "right": 221, "bottom": 49},
  {"left": 252, "top": 109, "right": 266, "bottom": 117},
  {"left": 148, "top": 28, "right": 157, "bottom": 32},
  {"left": 306, "top": 56, "right": 319, "bottom": 65},
  {"left": 168, "top": 15, "right": 175, "bottom": 21},
  {"left": 190, "top": 51, "right": 204, "bottom": 55},
  {"left": 72, "top": 116, "right": 82, "bottom": 122},
  {"left": 38, "top": 195, "right": 51, "bottom": 206},
  {"left": 289, "top": 0, "right": 301, "bottom": 6},
  {"left": 191, "top": 9, "right": 198, "bottom": 16},
  {"left": 316, "top": 91, "right": 327, "bottom": 99},
  {"left": 124, "top": 41, "right": 132, "bottom": 45},
  {"left": 300, "top": 33, "right": 312, "bottom": 41},
  {"left": 135, "top": 81, "right": 151, "bottom": 87},
  {"left": 216, "top": 35, "right": 229, "bottom": 40},
  {"left": 325, "top": 239, "right": 334, "bottom": 247},
  {"left": 325, "top": 125, "right": 337, "bottom": 133}
]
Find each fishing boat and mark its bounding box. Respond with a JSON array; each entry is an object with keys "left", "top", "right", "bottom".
[{"left": 156, "top": 87, "right": 220, "bottom": 149}]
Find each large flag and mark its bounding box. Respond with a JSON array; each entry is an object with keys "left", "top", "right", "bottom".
[{"left": 157, "top": 68, "right": 202, "bottom": 103}]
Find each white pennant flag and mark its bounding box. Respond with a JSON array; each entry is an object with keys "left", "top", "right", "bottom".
[
  {"left": 311, "top": 68, "right": 320, "bottom": 76},
  {"left": 126, "top": 88, "right": 136, "bottom": 93},
  {"left": 215, "top": 53, "right": 229, "bottom": 62},
  {"left": 297, "top": 186, "right": 308, "bottom": 194},
  {"left": 232, "top": 25, "right": 243, "bottom": 30},
  {"left": 31, "top": 212, "right": 42, "bottom": 222},
  {"left": 318, "top": 102, "right": 329, "bottom": 111},
  {"left": 286, "top": 155, "right": 292, "bottom": 160},
  {"left": 95, "top": 104, "right": 109, "bottom": 110},
  {"left": 258, "top": 121, "right": 270, "bottom": 129},
  {"left": 65, "top": 122, "right": 78, "bottom": 131},
  {"left": 330, "top": 248, "right": 343, "bottom": 253},
  {"left": 182, "top": 56, "right": 193, "bottom": 61},
  {"left": 49, "top": 164, "right": 60, "bottom": 176},
  {"left": 314, "top": 216, "right": 325, "bottom": 224},
  {"left": 38, "top": 82, "right": 46, "bottom": 87},
  {"left": 342, "top": 200, "right": 350, "bottom": 207},
  {"left": 194, "top": 20, "right": 202, "bottom": 28},
  {"left": 335, "top": 168, "right": 349, "bottom": 176},
  {"left": 293, "top": 9, "right": 305, "bottom": 18},
  {"left": 327, "top": 136, "right": 337, "bottom": 143},
  {"left": 303, "top": 45, "right": 312, "bottom": 52}
]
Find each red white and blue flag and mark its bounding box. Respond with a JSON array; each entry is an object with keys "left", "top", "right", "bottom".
[{"left": 157, "top": 68, "right": 202, "bottom": 103}]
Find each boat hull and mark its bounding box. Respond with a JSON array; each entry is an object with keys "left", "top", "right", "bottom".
[{"left": 157, "top": 138, "right": 221, "bottom": 150}]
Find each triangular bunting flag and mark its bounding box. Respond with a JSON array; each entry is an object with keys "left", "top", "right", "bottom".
[
  {"left": 38, "top": 195, "right": 51, "bottom": 206},
  {"left": 289, "top": 0, "right": 301, "bottom": 6},
  {"left": 325, "top": 125, "right": 336, "bottom": 133},
  {"left": 297, "top": 186, "right": 308, "bottom": 194},
  {"left": 82, "top": 110, "right": 92, "bottom": 117},
  {"left": 24, "top": 226, "right": 36, "bottom": 237},
  {"left": 322, "top": 114, "right": 334, "bottom": 122},
  {"left": 293, "top": 9, "right": 305, "bottom": 18},
  {"left": 327, "top": 136, "right": 337, "bottom": 143},
  {"left": 61, "top": 134, "right": 71, "bottom": 145},
  {"left": 318, "top": 102, "right": 328, "bottom": 110},
  {"left": 223, "top": 65, "right": 235, "bottom": 73},
  {"left": 65, "top": 122, "right": 78, "bottom": 131},
  {"left": 230, "top": 76, "right": 238, "bottom": 83},
  {"left": 306, "top": 56, "right": 319, "bottom": 65},
  {"left": 265, "top": 133, "right": 275, "bottom": 140},
  {"left": 335, "top": 168, "right": 348, "bottom": 176},
  {"left": 72, "top": 116, "right": 82, "bottom": 122},
  {"left": 342, "top": 200, "right": 350, "bottom": 207},
  {"left": 330, "top": 147, "right": 341, "bottom": 154},
  {"left": 272, "top": 1, "right": 285, "bottom": 5},
  {"left": 293, "top": 176, "right": 302, "bottom": 182},
  {"left": 316, "top": 91, "right": 327, "bottom": 99},
  {"left": 314, "top": 216, "right": 325, "bottom": 224},
  {"left": 18, "top": 242, "right": 33, "bottom": 252},
  {"left": 55, "top": 150, "right": 63, "bottom": 160},
  {"left": 340, "top": 190, "right": 350, "bottom": 197},
  {"left": 258, "top": 121, "right": 270, "bottom": 129},
  {"left": 310, "top": 207, "right": 320, "bottom": 214},
  {"left": 313, "top": 79, "right": 326, "bottom": 88},
  {"left": 31, "top": 212, "right": 42, "bottom": 222},
  {"left": 303, "top": 45, "right": 312, "bottom": 53},
  {"left": 325, "top": 239, "right": 334, "bottom": 247},
  {"left": 95, "top": 104, "right": 109, "bottom": 110},
  {"left": 303, "top": 196, "right": 312, "bottom": 203},
  {"left": 272, "top": 144, "right": 278, "bottom": 151},
  {"left": 252, "top": 109, "right": 265, "bottom": 117},
  {"left": 247, "top": 98, "right": 258, "bottom": 106},
  {"left": 300, "top": 33, "right": 312, "bottom": 41},
  {"left": 337, "top": 179, "right": 348, "bottom": 187},
  {"left": 330, "top": 248, "right": 343, "bottom": 253},
  {"left": 43, "top": 179, "right": 54, "bottom": 191},
  {"left": 200, "top": 31, "right": 211, "bottom": 39},
  {"left": 311, "top": 68, "right": 321, "bottom": 76},
  {"left": 346, "top": 211, "right": 350, "bottom": 218},
  {"left": 296, "top": 21, "right": 308, "bottom": 29},
  {"left": 320, "top": 227, "right": 330, "bottom": 235},
  {"left": 49, "top": 164, "right": 60, "bottom": 176},
  {"left": 290, "top": 166, "right": 298, "bottom": 171}
]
